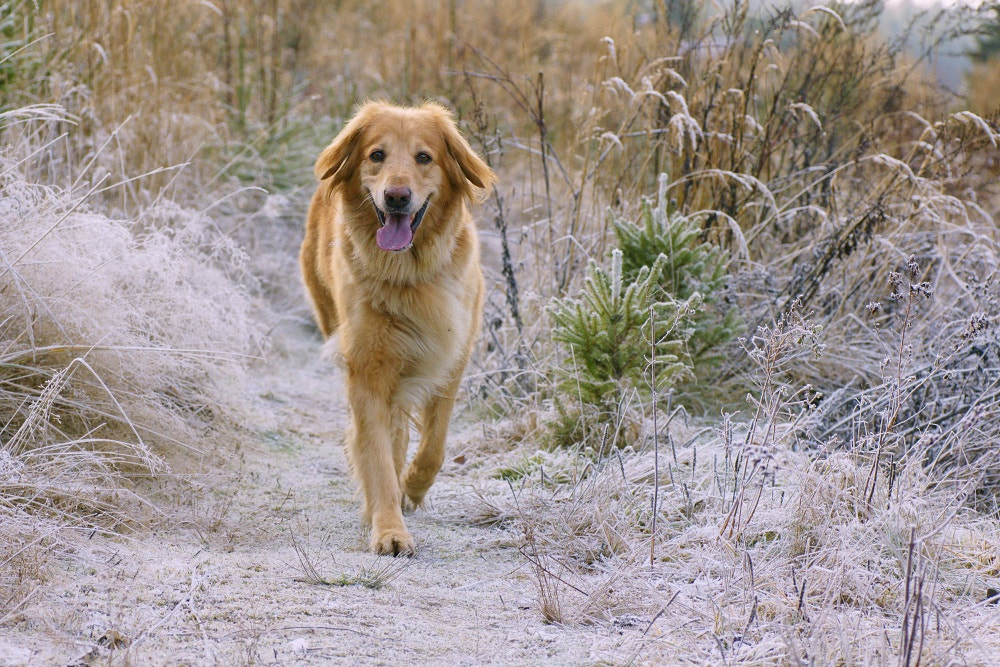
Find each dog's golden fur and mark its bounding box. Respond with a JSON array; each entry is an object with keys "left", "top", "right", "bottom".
[{"left": 300, "top": 102, "right": 496, "bottom": 555}]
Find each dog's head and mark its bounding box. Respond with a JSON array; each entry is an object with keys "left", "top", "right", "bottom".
[{"left": 314, "top": 101, "right": 496, "bottom": 252}]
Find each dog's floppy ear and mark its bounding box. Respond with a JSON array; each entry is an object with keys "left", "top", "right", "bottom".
[
  {"left": 428, "top": 104, "right": 497, "bottom": 201},
  {"left": 314, "top": 102, "right": 380, "bottom": 185}
]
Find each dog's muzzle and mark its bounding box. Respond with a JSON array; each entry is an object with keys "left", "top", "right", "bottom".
[{"left": 373, "top": 197, "right": 430, "bottom": 252}]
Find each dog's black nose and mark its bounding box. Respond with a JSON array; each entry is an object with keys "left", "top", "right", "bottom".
[{"left": 384, "top": 186, "right": 411, "bottom": 210}]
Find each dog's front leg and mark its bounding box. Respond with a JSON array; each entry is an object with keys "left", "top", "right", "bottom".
[
  {"left": 346, "top": 371, "right": 415, "bottom": 556},
  {"left": 402, "top": 371, "right": 461, "bottom": 510}
]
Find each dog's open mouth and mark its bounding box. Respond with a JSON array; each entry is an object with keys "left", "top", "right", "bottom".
[{"left": 373, "top": 198, "right": 430, "bottom": 252}]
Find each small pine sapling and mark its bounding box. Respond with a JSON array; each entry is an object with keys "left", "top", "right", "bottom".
[
  {"left": 611, "top": 174, "right": 739, "bottom": 393},
  {"left": 549, "top": 249, "right": 698, "bottom": 446}
]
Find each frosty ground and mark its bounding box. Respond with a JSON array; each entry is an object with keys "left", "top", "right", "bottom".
[{"left": 0, "top": 317, "right": 658, "bottom": 666}]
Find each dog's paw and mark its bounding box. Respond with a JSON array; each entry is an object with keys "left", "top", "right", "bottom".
[
  {"left": 402, "top": 470, "right": 433, "bottom": 512},
  {"left": 401, "top": 491, "right": 425, "bottom": 514},
  {"left": 370, "top": 528, "right": 415, "bottom": 557}
]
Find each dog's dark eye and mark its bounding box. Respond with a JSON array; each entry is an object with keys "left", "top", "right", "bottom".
[
  {"left": 416, "top": 152, "right": 432, "bottom": 165},
  {"left": 370, "top": 150, "right": 385, "bottom": 162}
]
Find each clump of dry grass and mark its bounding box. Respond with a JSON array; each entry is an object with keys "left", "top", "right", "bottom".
[
  {"left": 456, "top": 1, "right": 997, "bottom": 425},
  {"left": 291, "top": 531, "right": 409, "bottom": 591},
  {"left": 0, "top": 0, "right": 314, "bottom": 615},
  {"left": 469, "top": 302, "right": 999, "bottom": 662},
  {"left": 0, "top": 104, "right": 264, "bottom": 608}
]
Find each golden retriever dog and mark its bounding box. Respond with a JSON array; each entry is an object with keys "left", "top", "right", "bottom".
[{"left": 300, "top": 102, "right": 496, "bottom": 555}]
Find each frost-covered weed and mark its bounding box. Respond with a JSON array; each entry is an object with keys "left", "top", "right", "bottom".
[{"left": 0, "top": 107, "right": 266, "bottom": 605}]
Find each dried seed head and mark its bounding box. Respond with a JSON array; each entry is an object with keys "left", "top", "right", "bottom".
[{"left": 962, "top": 312, "right": 989, "bottom": 340}]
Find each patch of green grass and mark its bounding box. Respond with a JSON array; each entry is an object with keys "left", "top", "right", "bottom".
[{"left": 493, "top": 449, "right": 587, "bottom": 485}]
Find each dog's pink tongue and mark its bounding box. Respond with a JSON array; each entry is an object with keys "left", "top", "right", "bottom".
[{"left": 376, "top": 213, "right": 414, "bottom": 251}]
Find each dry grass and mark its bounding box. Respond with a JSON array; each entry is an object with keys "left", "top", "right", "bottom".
[
  {"left": 0, "top": 90, "right": 264, "bottom": 612},
  {"left": 1, "top": 0, "right": 998, "bottom": 663},
  {"left": 467, "top": 302, "right": 999, "bottom": 662},
  {"left": 291, "top": 530, "right": 410, "bottom": 591}
]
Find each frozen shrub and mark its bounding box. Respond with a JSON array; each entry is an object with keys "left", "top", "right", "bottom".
[{"left": 0, "top": 107, "right": 265, "bottom": 588}]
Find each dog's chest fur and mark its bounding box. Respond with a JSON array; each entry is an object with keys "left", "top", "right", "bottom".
[{"left": 333, "top": 223, "right": 480, "bottom": 406}]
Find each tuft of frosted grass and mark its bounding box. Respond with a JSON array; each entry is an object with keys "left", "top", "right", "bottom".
[
  {"left": 0, "top": 105, "right": 266, "bottom": 602},
  {"left": 1, "top": 136, "right": 262, "bottom": 431},
  {"left": 468, "top": 296, "right": 1000, "bottom": 661},
  {"left": 469, "top": 411, "right": 1000, "bottom": 663}
]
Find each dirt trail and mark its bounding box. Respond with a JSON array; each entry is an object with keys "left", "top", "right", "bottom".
[{"left": 0, "top": 321, "right": 638, "bottom": 666}]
